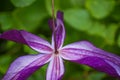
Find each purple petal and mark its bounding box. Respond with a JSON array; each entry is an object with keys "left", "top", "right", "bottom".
[
  {"left": 48, "top": 11, "right": 63, "bottom": 31},
  {"left": 61, "top": 41, "right": 120, "bottom": 77},
  {"left": 57, "top": 11, "right": 63, "bottom": 22},
  {"left": 52, "top": 11, "right": 65, "bottom": 49},
  {"left": 0, "top": 30, "right": 53, "bottom": 53},
  {"left": 3, "top": 54, "right": 52, "bottom": 80},
  {"left": 48, "top": 19, "right": 54, "bottom": 31},
  {"left": 46, "top": 56, "right": 64, "bottom": 80}
]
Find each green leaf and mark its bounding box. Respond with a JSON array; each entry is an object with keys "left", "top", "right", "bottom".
[
  {"left": 0, "top": 1, "right": 47, "bottom": 31},
  {"left": 104, "top": 24, "right": 118, "bottom": 44},
  {"left": 45, "top": 0, "right": 84, "bottom": 15},
  {"left": 112, "top": 4, "right": 120, "bottom": 21},
  {"left": 118, "top": 34, "right": 120, "bottom": 47},
  {"left": 60, "top": 0, "right": 84, "bottom": 9},
  {"left": 88, "top": 22, "right": 106, "bottom": 37},
  {"left": 59, "top": 0, "right": 73, "bottom": 9},
  {"left": 45, "top": 0, "right": 60, "bottom": 16},
  {"left": 28, "top": 64, "right": 47, "bottom": 80},
  {"left": 64, "top": 9, "right": 92, "bottom": 31},
  {"left": 0, "top": 55, "right": 12, "bottom": 73},
  {"left": 86, "top": 0, "right": 115, "bottom": 19},
  {"left": 11, "top": 0, "right": 36, "bottom": 7},
  {"left": 64, "top": 9, "right": 118, "bottom": 45},
  {"left": 24, "top": 45, "right": 37, "bottom": 54},
  {"left": 6, "top": 41, "right": 16, "bottom": 49},
  {"left": 89, "top": 72, "right": 105, "bottom": 80},
  {"left": 89, "top": 22, "right": 118, "bottom": 45},
  {"left": 12, "top": 0, "right": 47, "bottom": 31},
  {"left": 0, "top": 13, "right": 14, "bottom": 30},
  {"left": 70, "top": 0, "right": 85, "bottom": 8}
]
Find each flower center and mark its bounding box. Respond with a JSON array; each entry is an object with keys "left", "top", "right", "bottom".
[{"left": 54, "top": 50, "right": 59, "bottom": 54}]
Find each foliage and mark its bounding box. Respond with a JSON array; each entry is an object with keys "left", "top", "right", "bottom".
[{"left": 0, "top": 0, "right": 120, "bottom": 80}]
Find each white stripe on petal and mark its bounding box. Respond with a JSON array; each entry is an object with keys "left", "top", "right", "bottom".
[
  {"left": 3, "top": 54, "right": 51, "bottom": 80},
  {"left": 46, "top": 55, "right": 64, "bottom": 80}
]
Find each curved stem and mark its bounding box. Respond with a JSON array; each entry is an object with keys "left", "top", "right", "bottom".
[
  {"left": 52, "top": 0, "right": 55, "bottom": 30},
  {"left": 52, "top": 0, "right": 58, "bottom": 53}
]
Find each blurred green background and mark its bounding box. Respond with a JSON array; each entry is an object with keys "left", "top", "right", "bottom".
[{"left": 0, "top": 0, "right": 120, "bottom": 80}]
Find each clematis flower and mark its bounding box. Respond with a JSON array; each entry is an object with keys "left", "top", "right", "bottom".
[{"left": 0, "top": 11, "right": 120, "bottom": 80}]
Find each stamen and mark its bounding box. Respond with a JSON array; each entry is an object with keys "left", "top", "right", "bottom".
[{"left": 55, "top": 50, "right": 59, "bottom": 54}]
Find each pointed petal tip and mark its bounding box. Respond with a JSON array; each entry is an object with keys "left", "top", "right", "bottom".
[
  {"left": 0, "top": 29, "right": 52, "bottom": 53},
  {"left": 0, "top": 29, "right": 27, "bottom": 44},
  {"left": 57, "top": 10, "right": 63, "bottom": 15},
  {"left": 48, "top": 19, "right": 54, "bottom": 31},
  {"left": 3, "top": 54, "right": 51, "bottom": 80},
  {"left": 61, "top": 41, "right": 120, "bottom": 78},
  {"left": 51, "top": 10, "right": 65, "bottom": 49},
  {"left": 57, "top": 11, "right": 64, "bottom": 21},
  {"left": 77, "top": 57, "right": 120, "bottom": 78},
  {"left": 48, "top": 10, "right": 64, "bottom": 30}
]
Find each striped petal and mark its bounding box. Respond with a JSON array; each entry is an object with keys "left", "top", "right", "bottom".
[
  {"left": 3, "top": 54, "right": 51, "bottom": 80},
  {"left": 52, "top": 11, "right": 65, "bottom": 49},
  {"left": 46, "top": 56, "right": 64, "bottom": 80},
  {"left": 0, "top": 30, "right": 53, "bottom": 53},
  {"left": 48, "top": 11, "right": 63, "bottom": 31},
  {"left": 48, "top": 19, "right": 55, "bottom": 31},
  {"left": 61, "top": 41, "right": 120, "bottom": 77}
]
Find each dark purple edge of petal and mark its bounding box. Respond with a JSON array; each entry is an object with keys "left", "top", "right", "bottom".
[
  {"left": 62, "top": 48, "right": 120, "bottom": 66},
  {"left": 12, "top": 65, "right": 43, "bottom": 80},
  {"left": 58, "top": 75, "right": 63, "bottom": 80},
  {"left": 3, "top": 54, "right": 51, "bottom": 80},
  {"left": 55, "top": 11, "right": 65, "bottom": 49},
  {"left": 57, "top": 11, "right": 63, "bottom": 22},
  {"left": 14, "top": 55, "right": 49, "bottom": 79},
  {"left": 28, "top": 41, "right": 53, "bottom": 51},
  {"left": 62, "top": 48, "right": 120, "bottom": 78},
  {"left": 0, "top": 29, "right": 27, "bottom": 44},
  {"left": 0, "top": 30, "right": 39, "bottom": 51},
  {"left": 48, "top": 19, "right": 54, "bottom": 31},
  {"left": 0, "top": 30, "right": 53, "bottom": 52},
  {"left": 71, "top": 56, "right": 120, "bottom": 78},
  {"left": 48, "top": 10, "right": 63, "bottom": 31}
]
